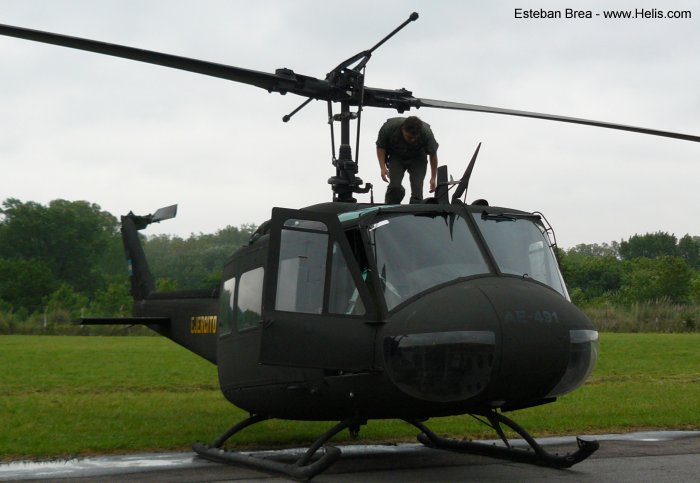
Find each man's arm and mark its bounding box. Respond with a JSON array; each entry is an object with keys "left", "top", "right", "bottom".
[
  {"left": 429, "top": 153, "right": 438, "bottom": 192},
  {"left": 377, "top": 147, "right": 389, "bottom": 182}
]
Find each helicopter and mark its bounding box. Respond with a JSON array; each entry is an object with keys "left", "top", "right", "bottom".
[{"left": 2, "top": 12, "right": 700, "bottom": 481}]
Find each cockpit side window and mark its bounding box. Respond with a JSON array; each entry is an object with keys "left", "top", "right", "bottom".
[
  {"left": 273, "top": 220, "right": 369, "bottom": 317},
  {"left": 275, "top": 225, "right": 328, "bottom": 314}
]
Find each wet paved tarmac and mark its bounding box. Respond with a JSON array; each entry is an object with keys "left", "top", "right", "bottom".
[{"left": 3, "top": 430, "right": 700, "bottom": 482}]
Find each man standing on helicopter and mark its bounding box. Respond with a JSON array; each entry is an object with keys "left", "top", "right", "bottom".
[{"left": 376, "top": 116, "right": 439, "bottom": 204}]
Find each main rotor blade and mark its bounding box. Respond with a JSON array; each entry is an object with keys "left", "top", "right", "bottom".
[
  {"left": 4, "top": 23, "right": 698, "bottom": 144},
  {"left": 0, "top": 23, "right": 335, "bottom": 99},
  {"left": 416, "top": 98, "right": 700, "bottom": 143}
]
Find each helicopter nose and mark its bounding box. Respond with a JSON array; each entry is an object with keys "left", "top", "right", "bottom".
[
  {"left": 382, "top": 282, "right": 500, "bottom": 403},
  {"left": 382, "top": 277, "right": 598, "bottom": 407},
  {"left": 473, "top": 277, "right": 598, "bottom": 408}
]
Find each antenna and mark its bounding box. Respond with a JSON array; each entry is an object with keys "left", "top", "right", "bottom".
[{"left": 452, "top": 143, "right": 482, "bottom": 203}]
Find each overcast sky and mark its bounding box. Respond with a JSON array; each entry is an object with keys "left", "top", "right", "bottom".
[{"left": 1, "top": 0, "right": 698, "bottom": 248}]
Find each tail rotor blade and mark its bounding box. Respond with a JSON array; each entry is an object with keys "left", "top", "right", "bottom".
[{"left": 152, "top": 204, "right": 178, "bottom": 223}]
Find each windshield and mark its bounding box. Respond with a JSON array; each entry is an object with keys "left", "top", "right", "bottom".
[
  {"left": 473, "top": 212, "right": 568, "bottom": 297},
  {"left": 369, "top": 212, "right": 489, "bottom": 310}
]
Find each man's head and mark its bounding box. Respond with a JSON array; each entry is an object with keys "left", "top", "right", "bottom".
[{"left": 400, "top": 116, "right": 423, "bottom": 144}]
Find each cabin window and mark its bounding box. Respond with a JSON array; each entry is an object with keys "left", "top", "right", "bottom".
[
  {"left": 329, "top": 242, "right": 366, "bottom": 315},
  {"left": 237, "top": 267, "right": 264, "bottom": 331},
  {"left": 275, "top": 222, "right": 328, "bottom": 314},
  {"left": 218, "top": 277, "right": 236, "bottom": 335},
  {"left": 370, "top": 212, "right": 489, "bottom": 310}
]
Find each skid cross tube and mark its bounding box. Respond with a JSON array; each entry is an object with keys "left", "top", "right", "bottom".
[
  {"left": 406, "top": 411, "right": 599, "bottom": 469},
  {"left": 193, "top": 414, "right": 365, "bottom": 480}
]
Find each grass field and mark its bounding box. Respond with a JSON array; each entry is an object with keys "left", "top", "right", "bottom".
[{"left": 2, "top": 333, "right": 700, "bottom": 461}]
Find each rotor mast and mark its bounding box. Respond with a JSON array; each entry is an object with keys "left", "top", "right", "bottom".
[{"left": 324, "top": 12, "right": 419, "bottom": 202}]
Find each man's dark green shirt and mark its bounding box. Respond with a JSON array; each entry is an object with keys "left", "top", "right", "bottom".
[{"left": 376, "top": 117, "right": 439, "bottom": 165}]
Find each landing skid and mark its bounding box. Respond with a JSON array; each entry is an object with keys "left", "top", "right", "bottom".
[
  {"left": 193, "top": 411, "right": 598, "bottom": 480},
  {"left": 192, "top": 414, "right": 365, "bottom": 481},
  {"left": 407, "top": 410, "right": 599, "bottom": 468}
]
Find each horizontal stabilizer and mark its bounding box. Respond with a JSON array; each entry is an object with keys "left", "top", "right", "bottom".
[{"left": 80, "top": 316, "right": 170, "bottom": 326}]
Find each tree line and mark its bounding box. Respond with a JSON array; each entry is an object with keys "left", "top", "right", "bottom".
[
  {"left": 559, "top": 232, "right": 700, "bottom": 306},
  {"left": 0, "top": 198, "right": 698, "bottom": 333},
  {"left": 558, "top": 233, "right": 700, "bottom": 332}
]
